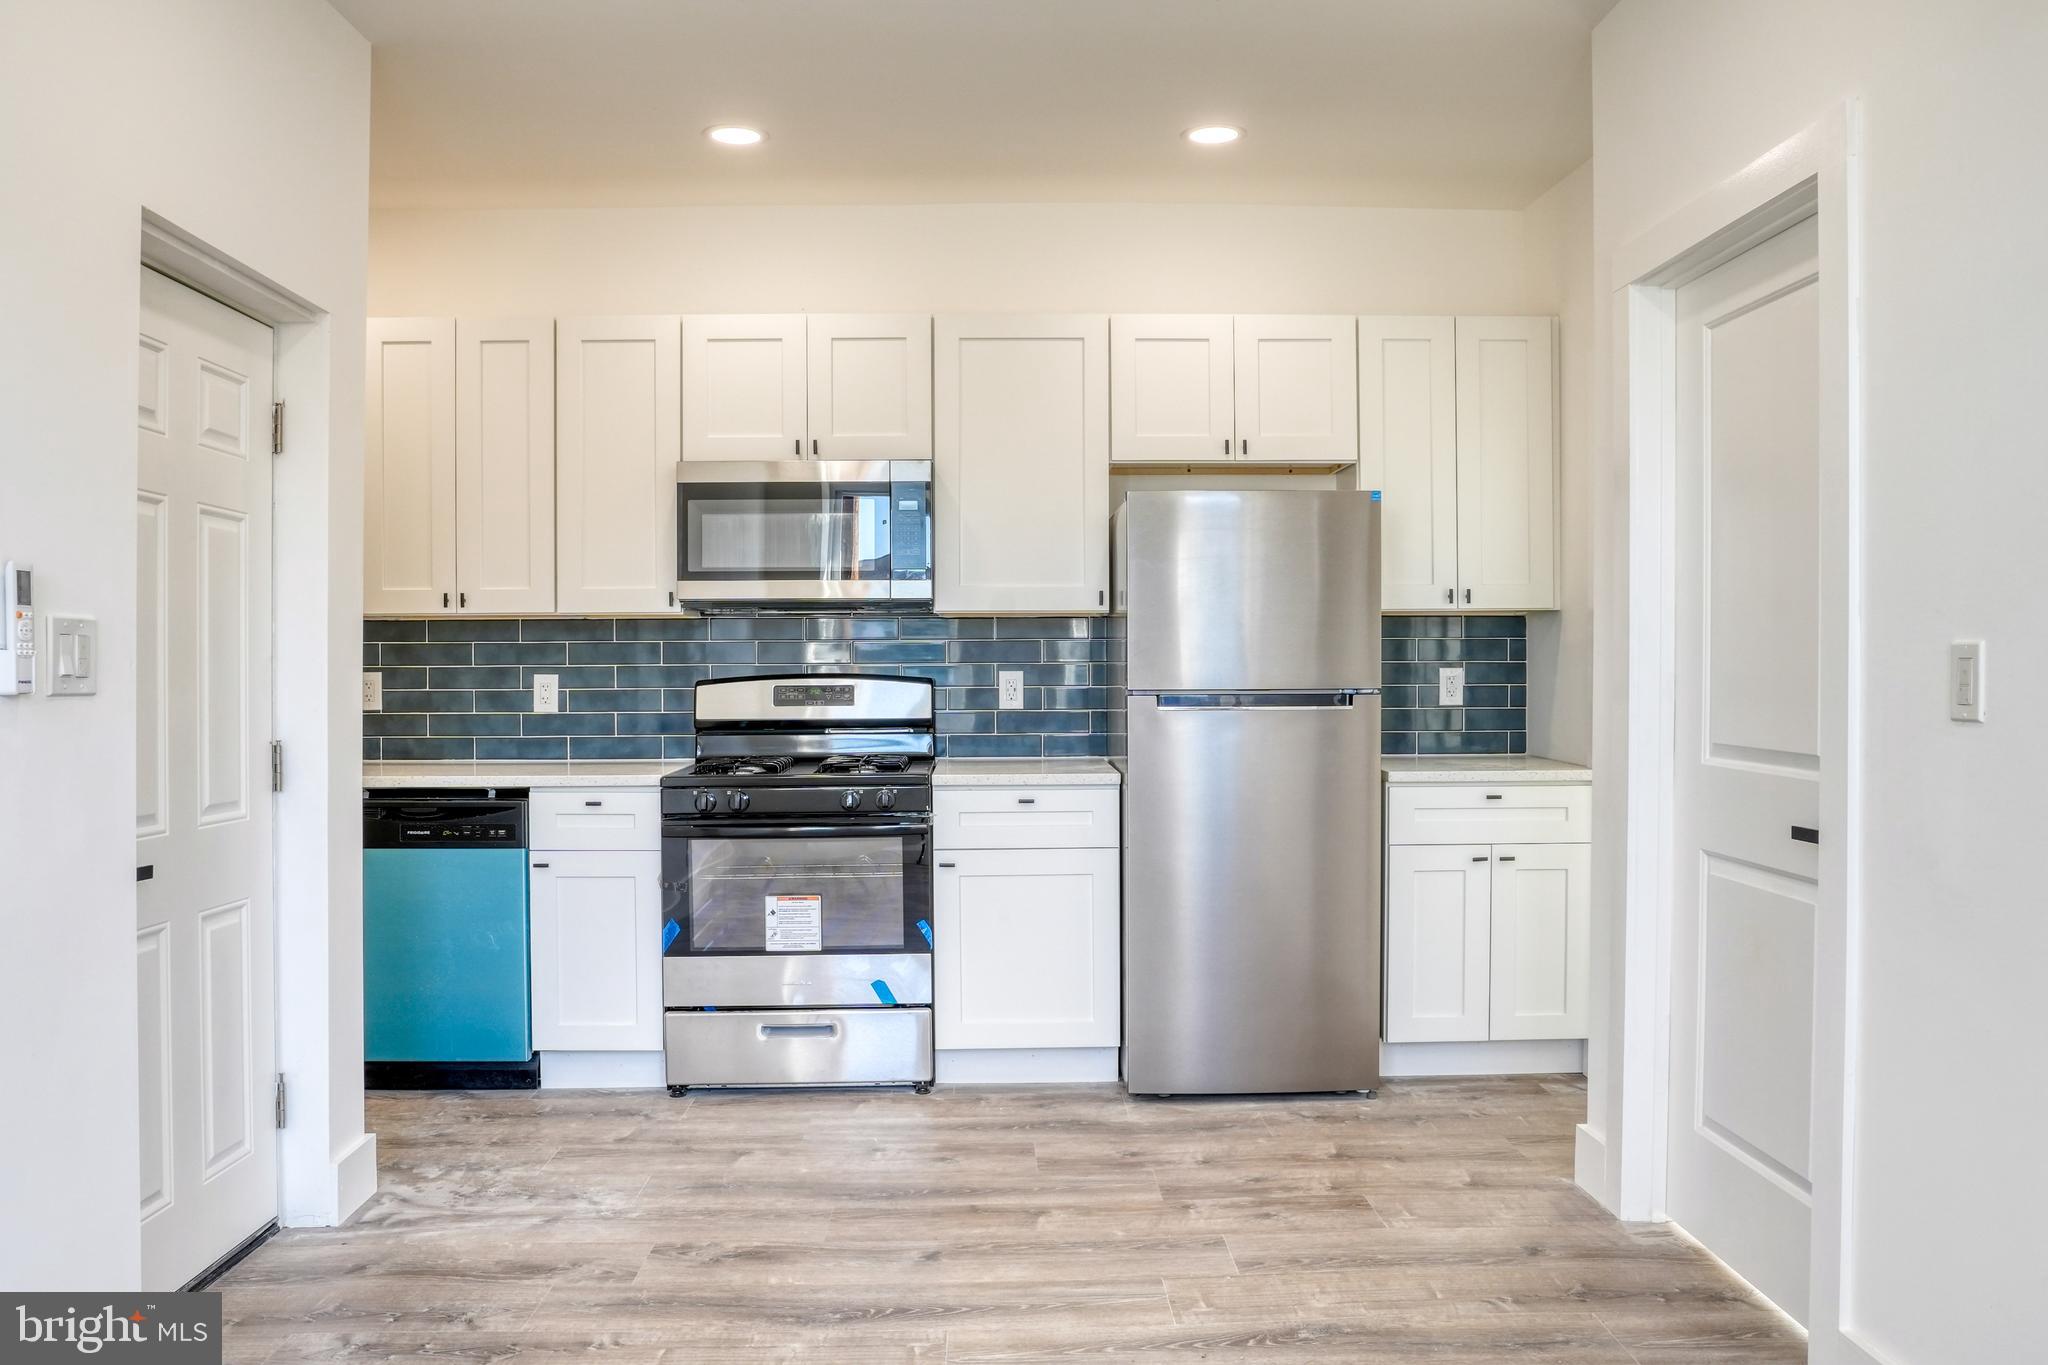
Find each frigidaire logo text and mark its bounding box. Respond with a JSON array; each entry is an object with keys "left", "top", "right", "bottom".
[{"left": 15, "top": 1304, "right": 209, "bottom": 1354}]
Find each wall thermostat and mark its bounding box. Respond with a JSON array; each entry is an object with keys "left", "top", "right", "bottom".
[{"left": 3, "top": 562, "right": 33, "bottom": 696}]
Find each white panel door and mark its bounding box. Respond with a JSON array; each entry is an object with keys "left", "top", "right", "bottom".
[
  {"left": 934, "top": 847, "right": 1121, "bottom": 1051},
  {"left": 1382, "top": 843, "right": 1491, "bottom": 1043},
  {"left": 529, "top": 851, "right": 663, "bottom": 1052},
  {"left": 933, "top": 315, "right": 1109, "bottom": 614},
  {"left": 456, "top": 318, "right": 554, "bottom": 614},
  {"left": 365, "top": 317, "right": 455, "bottom": 614},
  {"left": 136, "top": 267, "right": 276, "bottom": 1290},
  {"left": 1668, "top": 216, "right": 1821, "bottom": 1325},
  {"left": 683, "top": 314, "right": 808, "bottom": 461},
  {"left": 1359, "top": 316, "right": 1459, "bottom": 611},
  {"left": 807, "top": 314, "right": 932, "bottom": 459},
  {"left": 1232, "top": 315, "right": 1357, "bottom": 464},
  {"left": 557, "top": 316, "right": 680, "bottom": 613},
  {"left": 1109, "top": 314, "right": 1234, "bottom": 462},
  {"left": 1454, "top": 317, "right": 1557, "bottom": 610},
  {"left": 1487, "top": 843, "right": 1590, "bottom": 1040}
]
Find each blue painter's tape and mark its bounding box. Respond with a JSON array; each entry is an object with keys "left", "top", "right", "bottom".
[
  {"left": 661, "top": 919, "right": 680, "bottom": 953},
  {"left": 870, "top": 979, "right": 898, "bottom": 1006},
  {"left": 915, "top": 918, "right": 933, "bottom": 947},
  {"left": 1370, "top": 488, "right": 1383, "bottom": 501}
]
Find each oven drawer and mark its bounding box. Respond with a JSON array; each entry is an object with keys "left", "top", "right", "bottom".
[
  {"left": 531, "top": 788, "right": 662, "bottom": 851},
  {"left": 664, "top": 1007, "right": 934, "bottom": 1087},
  {"left": 935, "top": 787, "right": 1121, "bottom": 850},
  {"left": 1386, "top": 783, "right": 1591, "bottom": 846}
]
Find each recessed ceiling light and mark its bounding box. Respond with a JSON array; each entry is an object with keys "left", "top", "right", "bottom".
[
  {"left": 1184, "top": 125, "right": 1243, "bottom": 146},
  {"left": 706, "top": 125, "right": 765, "bottom": 146}
]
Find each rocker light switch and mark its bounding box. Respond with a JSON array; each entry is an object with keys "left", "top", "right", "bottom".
[
  {"left": 1949, "top": 641, "right": 1985, "bottom": 722},
  {"left": 47, "top": 614, "right": 97, "bottom": 697}
]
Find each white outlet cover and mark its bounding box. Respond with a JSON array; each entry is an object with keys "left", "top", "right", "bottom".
[
  {"left": 1437, "top": 665, "right": 1465, "bottom": 706},
  {"left": 362, "top": 671, "right": 382, "bottom": 711},
  {"left": 998, "top": 670, "right": 1025, "bottom": 710},
  {"left": 533, "top": 673, "right": 560, "bottom": 714}
]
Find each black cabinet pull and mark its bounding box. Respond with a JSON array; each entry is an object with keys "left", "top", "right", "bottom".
[
  {"left": 1498, "top": 855, "right": 1517, "bottom": 863},
  {"left": 1470, "top": 855, "right": 1487, "bottom": 863},
  {"left": 1791, "top": 826, "right": 1820, "bottom": 845},
  {"left": 938, "top": 861, "right": 956, "bottom": 868},
  {"left": 1016, "top": 797, "right": 1036, "bottom": 805},
  {"left": 584, "top": 800, "right": 603, "bottom": 807},
  {"left": 1484, "top": 793, "right": 1504, "bottom": 800},
  {"left": 532, "top": 862, "right": 550, "bottom": 869},
  {"left": 136, "top": 865, "right": 154, "bottom": 882}
]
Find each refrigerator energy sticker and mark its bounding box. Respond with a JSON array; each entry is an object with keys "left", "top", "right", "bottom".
[{"left": 764, "top": 894, "right": 823, "bottom": 952}]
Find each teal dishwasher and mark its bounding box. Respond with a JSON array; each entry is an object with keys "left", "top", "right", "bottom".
[{"left": 363, "top": 793, "right": 536, "bottom": 1087}]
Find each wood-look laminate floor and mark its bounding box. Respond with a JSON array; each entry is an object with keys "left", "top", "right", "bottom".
[{"left": 217, "top": 1077, "right": 1804, "bottom": 1362}]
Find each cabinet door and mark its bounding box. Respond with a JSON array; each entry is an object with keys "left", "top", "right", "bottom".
[
  {"left": 365, "top": 318, "right": 455, "bottom": 614},
  {"left": 933, "top": 315, "right": 1109, "bottom": 614},
  {"left": 807, "top": 314, "right": 932, "bottom": 459},
  {"left": 1359, "top": 316, "right": 1459, "bottom": 612},
  {"left": 1488, "top": 842, "right": 1590, "bottom": 1040},
  {"left": 1109, "top": 315, "right": 1234, "bottom": 462},
  {"left": 556, "top": 316, "right": 680, "bottom": 614},
  {"left": 456, "top": 319, "right": 555, "bottom": 614},
  {"left": 683, "top": 314, "right": 808, "bottom": 461},
  {"left": 1455, "top": 316, "right": 1557, "bottom": 610},
  {"left": 1383, "top": 843, "right": 1491, "bottom": 1043},
  {"left": 1232, "top": 315, "right": 1358, "bottom": 464},
  {"left": 934, "top": 846, "right": 1121, "bottom": 1051},
  {"left": 529, "top": 850, "right": 663, "bottom": 1052}
]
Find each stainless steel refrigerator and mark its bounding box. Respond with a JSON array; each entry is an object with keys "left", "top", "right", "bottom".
[{"left": 1112, "top": 490, "right": 1382, "bottom": 1095}]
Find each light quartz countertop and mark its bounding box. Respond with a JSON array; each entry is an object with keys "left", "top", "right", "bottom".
[
  {"left": 1381, "top": 756, "right": 1593, "bottom": 785},
  {"left": 934, "top": 757, "right": 1122, "bottom": 787},
  {"left": 361, "top": 760, "right": 676, "bottom": 791}
]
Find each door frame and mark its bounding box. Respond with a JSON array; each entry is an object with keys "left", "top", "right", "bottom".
[
  {"left": 139, "top": 211, "right": 375, "bottom": 1234},
  {"left": 1589, "top": 105, "right": 1872, "bottom": 1357}
]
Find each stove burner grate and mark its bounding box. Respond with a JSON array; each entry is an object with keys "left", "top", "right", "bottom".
[
  {"left": 689, "top": 755, "right": 796, "bottom": 777},
  {"left": 815, "top": 754, "right": 915, "bottom": 776}
]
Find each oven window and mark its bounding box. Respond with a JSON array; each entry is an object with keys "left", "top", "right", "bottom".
[
  {"left": 679, "top": 483, "right": 891, "bottom": 582},
  {"left": 676, "top": 832, "right": 927, "bottom": 954}
]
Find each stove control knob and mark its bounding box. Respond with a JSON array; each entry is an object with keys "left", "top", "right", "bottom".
[
  {"left": 840, "top": 789, "right": 863, "bottom": 811},
  {"left": 727, "top": 790, "right": 750, "bottom": 812},
  {"left": 875, "top": 788, "right": 897, "bottom": 811},
  {"left": 692, "top": 791, "right": 717, "bottom": 814}
]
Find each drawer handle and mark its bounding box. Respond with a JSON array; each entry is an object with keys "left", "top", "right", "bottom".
[
  {"left": 584, "top": 800, "right": 604, "bottom": 807},
  {"left": 1483, "top": 793, "right": 1504, "bottom": 801},
  {"left": 760, "top": 1023, "right": 838, "bottom": 1039},
  {"left": 938, "top": 861, "right": 956, "bottom": 868},
  {"left": 1016, "top": 797, "right": 1036, "bottom": 805}
]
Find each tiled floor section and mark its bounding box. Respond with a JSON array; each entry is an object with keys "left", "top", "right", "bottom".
[{"left": 216, "top": 1078, "right": 1804, "bottom": 1362}]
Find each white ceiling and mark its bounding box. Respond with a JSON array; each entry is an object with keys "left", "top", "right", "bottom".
[{"left": 335, "top": 0, "right": 1614, "bottom": 211}]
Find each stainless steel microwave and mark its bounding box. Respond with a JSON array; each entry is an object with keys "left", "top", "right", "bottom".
[{"left": 675, "top": 461, "right": 933, "bottom": 605}]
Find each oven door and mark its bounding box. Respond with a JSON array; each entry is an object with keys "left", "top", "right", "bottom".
[
  {"left": 662, "top": 818, "right": 934, "bottom": 1008},
  {"left": 675, "top": 460, "right": 932, "bottom": 604}
]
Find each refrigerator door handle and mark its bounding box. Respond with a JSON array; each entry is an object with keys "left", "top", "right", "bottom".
[{"left": 1144, "top": 689, "right": 1378, "bottom": 709}]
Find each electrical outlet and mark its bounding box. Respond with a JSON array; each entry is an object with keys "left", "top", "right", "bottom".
[
  {"left": 361, "top": 671, "right": 382, "bottom": 711},
  {"left": 998, "top": 670, "right": 1025, "bottom": 710},
  {"left": 1437, "top": 665, "right": 1466, "bottom": 707},
  {"left": 533, "top": 673, "right": 560, "bottom": 714}
]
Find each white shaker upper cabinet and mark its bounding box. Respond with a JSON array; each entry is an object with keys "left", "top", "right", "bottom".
[
  {"left": 807, "top": 314, "right": 933, "bottom": 459},
  {"left": 1233, "top": 315, "right": 1358, "bottom": 464},
  {"left": 1359, "top": 317, "right": 1460, "bottom": 612},
  {"left": 682, "top": 314, "right": 808, "bottom": 462},
  {"left": 1109, "top": 315, "right": 1235, "bottom": 463},
  {"left": 456, "top": 318, "right": 555, "bottom": 615},
  {"left": 933, "top": 315, "right": 1109, "bottom": 615},
  {"left": 366, "top": 318, "right": 456, "bottom": 615},
  {"left": 556, "top": 316, "right": 681, "bottom": 614},
  {"left": 1455, "top": 316, "right": 1557, "bottom": 611}
]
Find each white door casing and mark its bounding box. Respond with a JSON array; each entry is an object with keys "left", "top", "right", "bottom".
[
  {"left": 683, "top": 314, "right": 808, "bottom": 461},
  {"left": 1454, "top": 317, "right": 1557, "bottom": 610},
  {"left": 1232, "top": 315, "right": 1357, "bottom": 464},
  {"left": 364, "top": 317, "right": 454, "bottom": 614},
  {"left": 136, "top": 266, "right": 277, "bottom": 1289},
  {"left": 556, "top": 316, "right": 681, "bottom": 613},
  {"left": 1359, "top": 316, "right": 1459, "bottom": 610},
  {"left": 1382, "top": 843, "right": 1492, "bottom": 1043},
  {"left": 456, "top": 318, "right": 555, "bottom": 614},
  {"left": 1109, "top": 314, "right": 1235, "bottom": 463},
  {"left": 806, "top": 314, "right": 933, "bottom": 459},
  {"left": 1666, "top": 215, "right": 1822, "bottom": 1325}
]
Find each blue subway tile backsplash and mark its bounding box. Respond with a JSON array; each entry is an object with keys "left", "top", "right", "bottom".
[{"left": 362, "top": 614, "right": 1527, "bottom": 762}]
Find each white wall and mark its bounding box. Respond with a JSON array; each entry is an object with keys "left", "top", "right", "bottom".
[
  {"left": 0, "top": 0, "right": 369, "bottom": 1287},
  {"left": 1589, "top": 3, "right": 2048, "bottom": 1362}
]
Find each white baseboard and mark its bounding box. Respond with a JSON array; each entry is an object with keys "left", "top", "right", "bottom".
[
  {"left": 1574, "top": 1122, "right": 1615, "bottom": 1213},
  {"left": 936, "top": 1047, "right": 1120, "bottom": 1084},
  {"left": 1379, "top": 1038, "right": 1586, "bottom": 1078},
  {"left": 283, "top": 1131, "right": 378, "bottom": 1229},
  {"left": 539, "top": 1050, "right": 666, "bottom": 1090}
]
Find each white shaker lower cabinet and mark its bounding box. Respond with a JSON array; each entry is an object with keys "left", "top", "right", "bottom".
[
  {"left": 1384, "top": 843, "right": 1493, "bottom": 1043},
  {"left": 1487, "top": 843, "right": 1591, "bottom": 1040},
  {"left": 528, "top": 789, "right": 664, "bottom": 1066},
  {"left": 932, "top": 784, "right": 1122, "bottom": 1081}
]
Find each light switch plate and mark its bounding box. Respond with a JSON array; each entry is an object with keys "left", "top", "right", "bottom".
[
  {"left": 362, "top": 671, "right": 383, "bottom": 711},
  {"left": 1949, "top": 641, "right": 1985, "bottom": 722},
  {"left": 1437, "top": 665, "right": 1465, "bottom": 707},
  {"left": 998, "top": 670, "right": 1025, "bottom": 710},
  {"left": 46, "top": 614, "right": 96, "bottom": 697},
  {"left": 533, "top": 673, "right": 560, "bottom": 714}
]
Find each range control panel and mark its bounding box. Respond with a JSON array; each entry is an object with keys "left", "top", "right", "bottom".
[{"left": 773, "top": 683, "right": 856, "bottom": 707}]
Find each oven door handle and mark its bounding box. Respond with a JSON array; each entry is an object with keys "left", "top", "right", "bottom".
[{"left": 663, "top": 819, "right": 933, "bottom": 838}]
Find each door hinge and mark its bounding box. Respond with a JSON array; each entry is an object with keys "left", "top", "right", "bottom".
[
  {"left": 271, "top": 400, "right": 284, "bottom": 455},
  {"left": 274, "top": 1073, "right": 287, "bottom": 1129},
  {"left": 270, "top": 740, "right": 284, "bottom": 792}
]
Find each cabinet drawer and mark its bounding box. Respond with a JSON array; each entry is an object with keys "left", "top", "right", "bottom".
[
  {"left": 1387, "top": 783, "right": 1590, "bottom": 846},
  {"left": 934, "top": 787, "right": 1121, "bottom": 850},
  {"left": 530, "top": 788, "right": 662, "bottom": 851}
]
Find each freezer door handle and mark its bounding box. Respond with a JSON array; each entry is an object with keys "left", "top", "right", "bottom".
[{"left": 1147, "top": 689, "right": 1376, "bottom": 709}]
